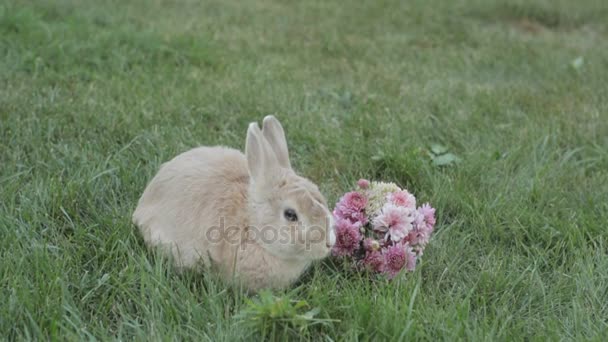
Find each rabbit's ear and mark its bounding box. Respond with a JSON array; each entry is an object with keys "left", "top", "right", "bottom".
[
  {"left": 246, "top": 122, "right": 278, "bottom": 183},
  {"left": 262, "top": 115, "right": 291, "bottom": 169}
]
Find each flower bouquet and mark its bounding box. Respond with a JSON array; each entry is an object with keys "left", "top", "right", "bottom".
[{"left": 332, "top": 179, "right": 436, "bottom": 278}]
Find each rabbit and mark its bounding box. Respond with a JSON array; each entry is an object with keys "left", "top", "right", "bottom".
[{"left": 132, "top": 115, "right": 335, "bottom": 291}]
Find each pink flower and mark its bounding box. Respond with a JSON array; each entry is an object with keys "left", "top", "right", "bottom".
[
  {"left": 333, "top": 191, "right": 368, "bottom": 225},
  {"left": 333, "top": 205, "right": 368, "bottom": 225},
  {"left": 332, "top": 219, "right": 362, "bottom": 257},
  {"left": 407, "top": 203, "right": 436, "bottom": 247},
  {"left": 418, "top": 203, "right": 436, "bottom": 227},
  {"left": 383, "top": 244, "right": 407, "bottom": 278},
  {"left": 406, "top": 228, "right": 430, "bottom": 247},
  {"left": 387, "top": 190, "right": 416, "bottom": 209},
  {"left": 362, "top": 250, "right": 385, "bottom": 273},
  {"left": 357, "top": 179, "right": 370, "bottom": 189},
  {"left": 341, "top": 191, "right": 367, "bottom": 212},
  {"left": 405, "top": 211, "right": 427, "bottom": 245},
  {"left": 372, "top": 203, "right": 414, "bottom": 242},
  {"left": 404, "top": 245, "right": 417, "bottom": 271}
]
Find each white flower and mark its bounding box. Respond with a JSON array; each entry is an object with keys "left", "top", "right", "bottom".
[{"left": 365, "top": 181, "right": 401, "bottom": 217}]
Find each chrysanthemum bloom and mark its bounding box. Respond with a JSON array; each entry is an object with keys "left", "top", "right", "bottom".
[
  {"left": 406, "top": 228, "right": 430, "bottom": 247},
  {"left": 342, "top": 191, "right": 367, "bottom": 212},
  {"left": 404, "top": 245, "right": 417, "bottom": 271},
  {"left": 363, "top": 250, "right": 385, "bottom": 273},
  {"left": 407, "top": 203, "right": 436, "bottom": 247},
  {"left": 383, "top": 244, "right": 407, "bottom": 278},
  {"left": 365, "top": 181, "right": 401, "bottom": 215},
  {"left": 333, "top": 205, "right": 368, "bottom": 226},
  {"left": 387, "top": 190, "right": 416, "bottom": 210},
  {"left": 333, "top": 191, "right": 369, "bottom": 225},
  {"left": 418, "top": 203, "right": 436, "bottom": 227},
  {"left": 373, "top": 203, "right": 414, "bottom": 242},
  {"left": 407, "top": 211, "right": 430, "bottom": 247},
  {"left": 332, "top": 219, "right": 362, "bottom": 257},
  {"left": 357, "top": 179, "right": 370, "bottom": 189}
]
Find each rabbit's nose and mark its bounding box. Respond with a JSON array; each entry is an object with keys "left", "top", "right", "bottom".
[
  {"left": 327, "top": 215, "right": 336, "bottom": 247},
  {"left": 328, "top": 228, "right": 336, "bottom": 247}
]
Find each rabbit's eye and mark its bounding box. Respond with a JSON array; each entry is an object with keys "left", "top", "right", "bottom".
[{"left": 284, "top": 208, "right": 298, "bottom": 222}]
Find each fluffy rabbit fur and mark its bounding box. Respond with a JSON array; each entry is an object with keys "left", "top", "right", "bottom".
[{"left": 133, "top": 116, "right": 335, "bottom": 291}]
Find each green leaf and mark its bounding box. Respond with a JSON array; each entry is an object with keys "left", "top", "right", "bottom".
[
  {"left": 293, "top": 300, "right": 309, "bottom": 310},
  {"left": 571, "top": 56, "right": 584, "bottom": 70},
  {"left": 299, "top": 307, "right": 321, "bottom": 320},
  {"left": 430, "top": 143, "right": 448, "bottom": 155},
  {"left": 432, "top": 153, "right": 461, "bottom": 166},
  {"left": 371, "top": 151, "right": 385, "bottom": 161}
]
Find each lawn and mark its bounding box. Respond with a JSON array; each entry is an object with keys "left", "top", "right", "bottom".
[{"left": 1, "top": 0, "right": 607, "bottom": 340}]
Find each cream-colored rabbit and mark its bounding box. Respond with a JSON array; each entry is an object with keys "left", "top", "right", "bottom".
[{"left": 133, "top": 116, "right": 335, "bottom": 291}]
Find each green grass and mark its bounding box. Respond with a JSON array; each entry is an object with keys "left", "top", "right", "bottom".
[{"left": 1, "top": 0, "right": 608, "bottom": 340}]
